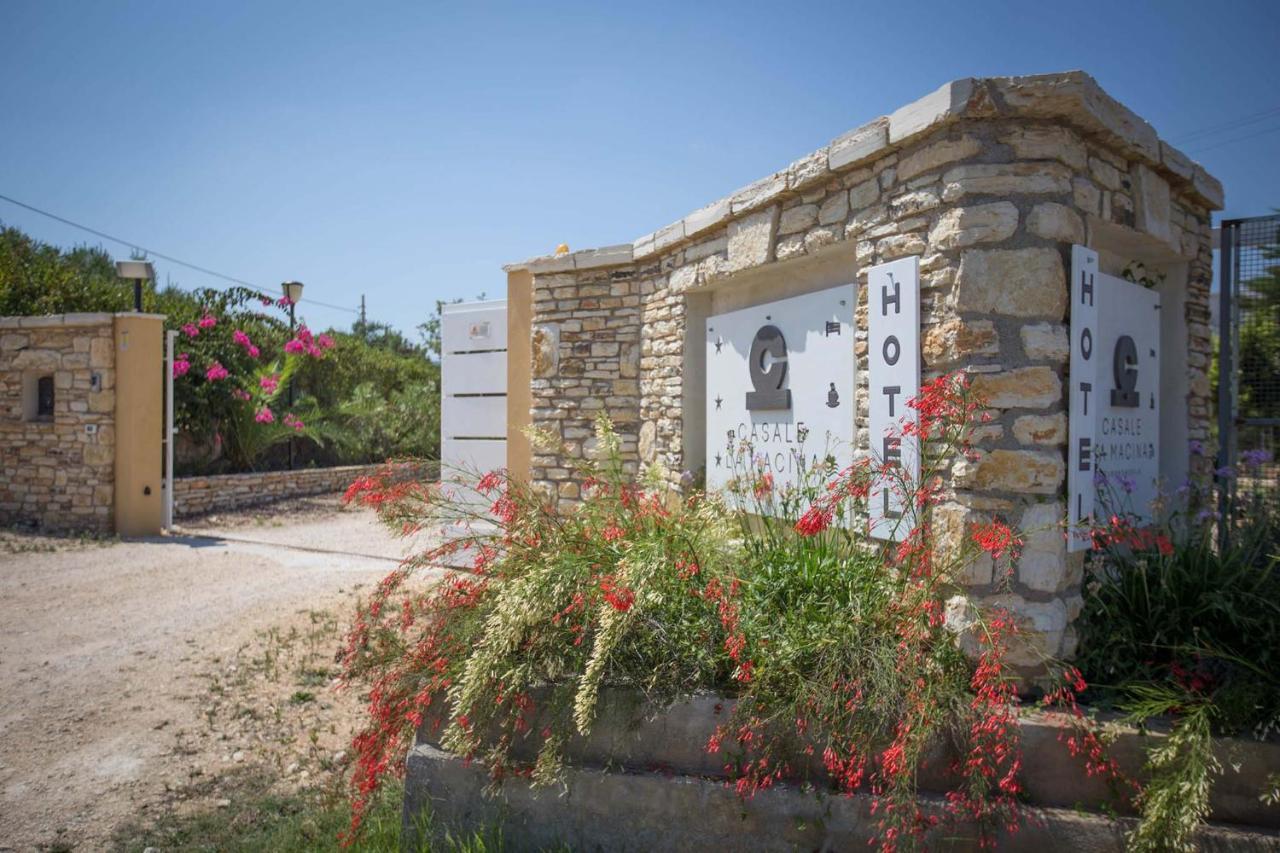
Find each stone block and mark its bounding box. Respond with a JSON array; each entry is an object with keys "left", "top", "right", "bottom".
[
  {"left": 971, "top": 367, "right": 1061, "bottom": 409},
  {"left": 956, "top": 248, "right": 1067, "bottom": 320},
  {"left": 1012, "top": 413, "right": 1067, "bottom": 446},
  {"left": 932, "top": 501, "right": 993, "bottom": 586},
  {"left": 1, "top": 333, "right": 29, "bottom": 350},
  {"left": 941, "top": 162, "right": 1072, "bottom": 202},
  {"left": 895, "top": 135, "right": 982, "bottom": 182},
  {"left": 804, "top": 226, "right": 839, "bottom": 254},
  {"left": 1132, "top": 164, "right": 1173, "bottom": 247},
  {"left": 998, "top": 126, "right": 1087, "bottom": 171},
  {"left": 922, "top": 318, "right": 999, "bottom": 366},
  {"left": 11, "top": 349, "right": 60, "bottom": 370},
  {"left": 988, "top": 71, "right": 1160, "bottom": 164},
  {"left": 726, "top": 207, "right": 778, "bottom": 272},
  {"left": 778, "top": 204, "right": 818, "bottom": 235},
  {"left": 964, "top": 449, "right": 1064, "bottom": 494},
  {"left": 82, "top": 444, "right": 113, "bottom": 467},
  {"left": 730, "top": 172, "right": 787, "bottom": 215},
  {"left": 847, "top": 178, "right": 880, "bottom": 211},
  {"left": 928, "top": 202, "right": 1018, "bottom": 251},
  {"left": 1021, "top": 323, "right": 1069, "bottom": 362},
  {"left": 887, "top": 78, "right": 976, "bottom": 144},
  {"left": 88, "top": 389, "right": 115, "bottom": 414},
  {"left": 889, "top": 188, "right": 941, "bottom": 216},
  {"left": 828, "top": 117, "right": 889, "bottom": 171},
  {"left": 784, "top": 150, "right": 829, "bottom": 191},
  {"left": 817, "top": 192, "right": 848, "bottom": 226},
  {"left": 1017, "top": 502, "right": 1069, "bottom": 593},
  {"left": 531, "top": 325, "right": 560, "bottom": 378},
  {"left": 876, "top": 233, "right": 925, "bottom": 261},
  {"left": 1072, "top": 178, "right": 1101, "bottom": 216},
  {"left": 682, "top": 198, "right": 731, "bottom": 238},
  {"left": 1026, "top": 203, "right": 1085, "bottom": 244}
]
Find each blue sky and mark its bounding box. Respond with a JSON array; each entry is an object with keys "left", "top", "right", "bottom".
[{"left": 1, "top": 1, "right": 1277, "bottom": 336}]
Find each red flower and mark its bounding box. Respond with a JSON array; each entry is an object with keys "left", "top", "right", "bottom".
[
  {"left": 971, "top": 520, "right": 1020, "bottom": 560},
  {"left": 794, "top": 505, "right": 833, "bottom": 536},
  {"left": 598, "top": 576, "right": 635, "bottom": 612}
]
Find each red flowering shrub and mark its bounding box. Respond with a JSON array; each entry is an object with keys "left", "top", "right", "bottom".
[{"left": 342, "top": 376, "right": 1036, "bottom": 850}]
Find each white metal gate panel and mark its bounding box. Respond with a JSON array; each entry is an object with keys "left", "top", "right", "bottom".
[{"left": 441, "top": 300, "right": 508, "bottom": 479}]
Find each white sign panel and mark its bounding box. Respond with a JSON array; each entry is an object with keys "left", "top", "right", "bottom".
[
  {"left": 1068, "top": 247, "right": 1161, "bottom": 551},
  {"left": 867, "top": 257, "right": 921, "bottom": 541},
  {"left": 705, "top": 284, "right": 855, "bottom": 509}
]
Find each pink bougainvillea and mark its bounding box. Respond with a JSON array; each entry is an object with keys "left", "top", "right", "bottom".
[
  {"left": 260, "top": 374, "right": 279, "bottom": 394},
  {"left": 198, "top": 312, "right": 217, "bottom": 329},
  {"left": 172, "top": 354, "right": 191, "bottom": 378},
  {"left": 255, "top": 407, "right": 275, "bottom": 424},
  {"left": 181, "top": 323, "right": 200, "bottom": 339},
  {"left": 283, "top": 412, "right": 305, "bottom": 432},
  {"left": 205, "top": 362, "right": 229, "bottom": 382}
]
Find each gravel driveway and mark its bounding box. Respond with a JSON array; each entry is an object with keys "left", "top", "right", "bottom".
[{"left": 0, "top": 497, "right": 423, "bottom": 851}]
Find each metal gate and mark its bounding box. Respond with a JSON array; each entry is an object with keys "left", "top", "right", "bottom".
[
  {"left": 1217, "top": 213, "right": 1280, "bottom": 516},
  {"left": 440, "top": 299, "right": 508, "bottom": 484}
]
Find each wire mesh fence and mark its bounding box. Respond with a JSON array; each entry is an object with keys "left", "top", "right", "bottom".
[{"left": 1218, "top": 214, "right": 1280, "bottom": 512}]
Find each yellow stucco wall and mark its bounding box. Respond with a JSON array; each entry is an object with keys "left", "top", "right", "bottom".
[
  {"left": 506, "top": 269, "right": 533, "bottom": 482},
  {"left": 112, "top": 314, "right": 163, "bottom": 536}
]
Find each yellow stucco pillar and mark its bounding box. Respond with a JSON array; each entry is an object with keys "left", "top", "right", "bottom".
[
  {"left": 506, "top": 269, "right": 533, "bottom": 483},
  {"left": 112, "top": 313, "right": 163, "bottom": 536}
]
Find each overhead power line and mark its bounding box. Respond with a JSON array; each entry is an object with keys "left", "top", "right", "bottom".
[
  {"left": 1172, "top": 105, "right": 1280, "bottom": 145},
  {"left": 0, "top": 191, "right": 358, "bottom": 315},
  {"left": 1186, "top": 123, "right": 1280, "bottom": 155}
]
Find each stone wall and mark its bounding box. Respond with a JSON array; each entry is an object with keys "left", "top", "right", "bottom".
[
  {"left": 0, "top": 314, "right": 118, "bottom": 532},
  {"left": 505, "top": 72, "right": 1223, "bottom": 674},
  {"left": 173, "top": 461, "right": 436, "bottom": 518}
]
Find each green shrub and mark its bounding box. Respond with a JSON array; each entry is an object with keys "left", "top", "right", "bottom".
[{"left": 341, "top": 375, "right": 1030, "bottom": 849}]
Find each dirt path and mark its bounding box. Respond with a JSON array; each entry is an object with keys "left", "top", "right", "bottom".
[{"left": 0, "top": 497, "right": 434, "bottom": 852}]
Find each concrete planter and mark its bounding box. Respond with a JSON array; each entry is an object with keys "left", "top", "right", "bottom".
[{"left": 405, "top": 688, "right": 1280, "bottom": 851}]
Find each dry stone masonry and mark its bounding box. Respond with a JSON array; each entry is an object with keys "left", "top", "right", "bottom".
[
  {"left": 505, "top": 72, "right": 1222, "bottom": 672},
  {"left": 0, "top": 314, "right": 119, "bottom": 532}
]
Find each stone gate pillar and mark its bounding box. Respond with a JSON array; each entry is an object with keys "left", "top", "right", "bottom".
[{"left": 504, "top": 72, "right": 1222, "bottom": 673}]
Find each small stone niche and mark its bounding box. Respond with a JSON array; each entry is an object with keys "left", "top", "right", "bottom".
[{"left": 22, "top": 372, "right": 55, "bottom": 422}]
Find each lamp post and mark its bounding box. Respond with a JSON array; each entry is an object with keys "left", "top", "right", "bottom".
[
  {"left": 115, "top": 260, "right": 155, "bottom": 312},
  {"left": 281, "top": 281, "right": 304, "bottom": 470}
]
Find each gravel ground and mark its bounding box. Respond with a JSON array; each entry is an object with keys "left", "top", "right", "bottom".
[{"left": 0, "top": 496, "right": 435, "bottom": 852}]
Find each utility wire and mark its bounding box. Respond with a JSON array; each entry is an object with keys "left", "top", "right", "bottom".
[
  {"left": 1172, "top": 105, "right": 1280, "bottom": 144},
  {"left": 0, "top": 191, "right": 358, "bottom": 315},
  {"left": 1186, "top": 123, "right": 1280, "bottom": 155}
]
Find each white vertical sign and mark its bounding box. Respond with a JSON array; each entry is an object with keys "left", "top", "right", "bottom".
[
  {"left": 867, "top": 257, "right": 920, "bottom": 541},
  {"left": 1068, "top": 246, "right": 1099, "bottom": 552}
]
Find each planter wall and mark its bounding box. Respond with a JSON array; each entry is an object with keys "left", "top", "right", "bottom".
[{"left": 405, "top": 689, "right": 1280, "bottom": 851}]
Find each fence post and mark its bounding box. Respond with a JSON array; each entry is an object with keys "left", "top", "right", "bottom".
[{"left": 1217, "top": 221, "right": 1236, "bottom": 550}]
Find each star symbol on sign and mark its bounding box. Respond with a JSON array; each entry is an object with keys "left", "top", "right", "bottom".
[
  {"left": 715, "top": 453, "right": 722, "bottom": 467},
  {"left": 714, "top": 395, "right": 723, "bottom": 410},
  {"left": 714, "top": 337, "right": 723, "bottom": 354}
]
